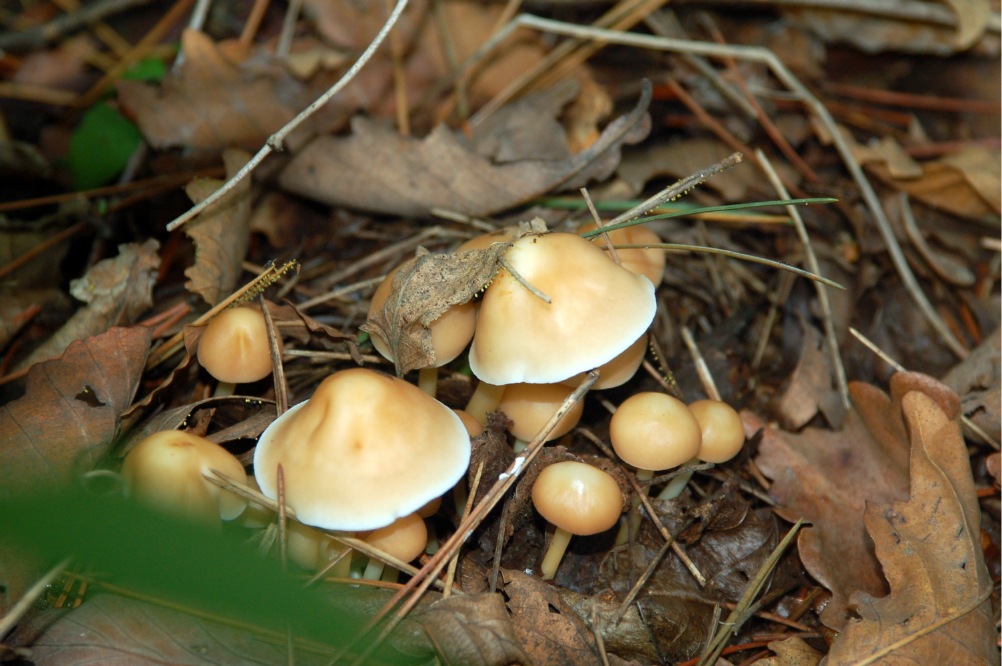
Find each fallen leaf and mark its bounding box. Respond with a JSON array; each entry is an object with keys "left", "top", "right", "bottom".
[
  {"left": 469, "top": 81, "right": 581, "bottom": 163},
  {"left": 776, "top": 321, "right": 845, "bottom": 430},
  {"left": 942, "top": 328, "right": 1001, "bottom": 444},
  {"left": 759, "top": 637, "right": 824, "bottom": 666},
  {"left": 0, "top": 325, "right": 151, "bottom": 490},
  {"left": 824, "top": 389, "right": 997, "bottom": 666},
  {"left": 986, "top": 453, "right": 1000, "bottom": 485},
  {"left": 469, "top": 411, "right": 516, "bottom": 508},
  {"left": 279, "top": 82, "right": 651, "bottom": 218},
  {"left": 17, "top": 239, "right": 160, "bottom": 370},
  {"left": 865, "top": 158, "right": 999, "bottom": 224},
  {"left": 117, "top": 30, "right": 304, "bottom": 151},
  {"left": 750, "top": 372, "right": 959, "bottom": 631},
  {"left": 362, "top": 242, "right": 510, "bottom": 376},
  {"left": 502, "top": 569, "right": 604, "bottom": 666},
  {"left": 850, "top": 134, "right": 923, "bottom": 179},
  {"left": 940, "top": 147, "right": 1001, "bottom": 214},
  {"left": 184, "top": 149, "right": 254, "bottom": 306},
  {"left": 554, "top": 587, "right": 661, "bottom": 664},
  {"left": 408, "top": 592, "right": 531, "bottom": 666}
]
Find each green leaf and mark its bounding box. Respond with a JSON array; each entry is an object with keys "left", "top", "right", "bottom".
[
  {"left": 67, "top": 103, "right": 143, "bottom": 190},
  {"left": 121, "top": 56, "right": 167, "bottom": 82}
]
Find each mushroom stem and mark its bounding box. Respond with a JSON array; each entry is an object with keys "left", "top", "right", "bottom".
[
  {"left": 362, "top": 559, "right": 386, "bottom": 580},
  {"left": 657, "top": 456, "right": 699, "bottom": 500},
  {"left": 380, "top": 566, "right": 399, "bottom": 583},
  {"left": 466, "top": 382, "right": 506, "bottom": 425},
  {"left": 453, "top": 481, "right": 468, "bottom": 516},
  {"left": 540, "top": 527, "right": 573, "bottom": 580},
  {"left": 616, "top": 468, "right": 654, "bottom": 545},
  {"left": 512, "top": 438, "right": 529, "bottom": 453},
  {"left": 418, "top": 367, "right": 439, "bottom": 397},
  {"left": 213, "top": 381, "right": 236, "bottom": 397}
]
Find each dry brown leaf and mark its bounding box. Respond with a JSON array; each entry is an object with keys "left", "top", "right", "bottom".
[
  {"left": 0, "top": 325, "right": 151, "bottom": 489},
  {"left": 942, "top": 328, "right": 1001, "bottom": 444},
  {"left": 502, "top": 569, "right": 604, "bottom": 666},
  {"left": 362, "top": 242, "right": 510, "bottom": 376},
  {"left": 117, "top": 30, "right": 303, "bottom": 151},
  {"left": 866, "top": 160, "right": 998, "bottom": 224},
  {"left": 940, "top": 147, "right": 1002, "bottom": 215},
  {"left": 824, "top": 390, "right": 997, "bottom": 666},
  {"left": 749, "top": 372, "right": 959, "bottom": 631},
  {"left": 17, "top": 239, "right": 159, "bottom": 371},
  {"left": 776, "top": 322, "right": 844, "bottom": 430},
  {"left": 555, "top": 588, "right": 660, "bottom": 664},
  {"left": 184, "top": 149, "right": 253, "bottom": 306},
  {"left": 760, "top": 637, "right": 824, "bottom": 666},
  {"left": 850, "top": 134, "right": 923, "bottom": 179},
  {"left": 408, "top": 592, "right": 531, "bottom": 666},
  {"left": 279, "top": 82, "right": 651, "bottom": 218}
]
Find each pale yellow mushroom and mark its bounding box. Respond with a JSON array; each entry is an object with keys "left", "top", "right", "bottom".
[{"left": 197, "top": 307, "right": 278, "bottom": 393}]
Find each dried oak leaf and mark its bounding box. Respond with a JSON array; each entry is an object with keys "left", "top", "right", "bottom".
[
  {"left": 117, "top": 30, "right": 303, "bottom": 151},
  {"left": 17, "top": 239, "right": 159, "bottom": 370},
  {"left": 749, "top": 372, "right": 959, "bottom": 631},
  {"left": 942, "top": 327, "right": 1001, "bottom": 445},
  {"left": 184, "top": 149, "right": 253, "bottom": 306},
  {"left": 278, "top": 81, "right": 651, "bottom": 217},
  {"left": 759, "top": 637, "right": 823, "bottom": 666},
  {"left": 406, "top": 592, "right": 530, "bottom": 666},
  {"left": 555, "top": 587, "right": 660, "bottom": 664},
  {"left": 824, "top": 390, "right": 998, "bottom": 666},
  {"left": 502, "top": 569, "right": 604, "bottom": 666},
  {"left": 362, "top": 242, "right": 510, "bottom": 376},
  {"left": 0, "top": 325, "right": 151, "bottom": 489},
  {"left": 776, "top": 321, "right": 844, "bottom": 430}
]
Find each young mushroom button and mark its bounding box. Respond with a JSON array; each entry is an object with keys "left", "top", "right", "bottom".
[
  {"left": 470, "top": 232, "right": 656, "bottom": 386},
  {"left": 197, "top": 306, "right": 277, "bottom": 386},
  {"left": 657, "top": 400, "right": 745, "bottom": 500},
  {"left": 532, "top": 461, "right": 624, "bottom": 580},
  {"left": 253, "top": 368, "right": 471, "bottom": 531}
]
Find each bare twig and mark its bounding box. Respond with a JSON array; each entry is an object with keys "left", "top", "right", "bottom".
[
  {"left": 0, "top": 557, "right": 72, "bottom": 638},
  {"left": 260, "top": 297, "right": 288, "bottom": 415},
  {"left": 0, "top": 0, "right": 157, "bottom": 51},
  {"left": 756, "top": 149, "right": 851, "bottom": 410},
  {"left": 443, "top": 461, "right": 484, "bottom": 598},
  {"left": 275, "top": 0, "right": 303, "bottom": 58},
  {"left": 581, "top": 187, "right": 621, "bottom": 265},
  {"left": 680, "top": 326, "right": 721, "bottom": 401},
  {"left": 611, "top": 516, "right": 694, "bottom": 625},
  {"left": 166, "top": 0, "right": 412, "bottom": 232},
  {"left": 591, "top": 597, "right": 612, "bottom": 666},
  {"left": 498, "top": 256, "right": 551, "bottom": 304}
]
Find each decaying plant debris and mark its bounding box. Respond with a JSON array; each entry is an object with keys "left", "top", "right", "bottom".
[{"left": 0, "top": 0, "right": 999, "bottom": 663}]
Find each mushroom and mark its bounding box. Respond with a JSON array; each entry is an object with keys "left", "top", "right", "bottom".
[
  {"left": 532, "top": 461, "right": 623, "bottom": 580},
  {"left": 121, "top": 430, "right": 246, "bottom": 525},
  {"left": 253, "top": 368, "right": 471, "bottom": 531},
  {"left": 560, "top": 334, "right": 647, "bottom": 390},
  {"left": 609, "top": 392, "right": 701, "bottom": 541},
  {"left": 368, "top": 263, "right": 477, "bottom": 397},
  {"left": 453, "top": 409, "right": 484, "bottom": 438},
  {"left": 362, "top": 512, "right": 428, "bottom": 582},
  {"left": 454, "top": 226, "right": 519, "bottom": 252},
  {"left": 470, "top": 231, "right": 656, "bottom": 386},
  {"left": 658, "top": 400, "right": 744, "bottom": 499},
  {"left": 496, "top": 383, "right": 585, "bottom": 452},
  {"left": 196, "top": 306, "right": 278, "bottom": 396},
  {"left": 579, "top": 222, "right": 665, "bottom": 286}
]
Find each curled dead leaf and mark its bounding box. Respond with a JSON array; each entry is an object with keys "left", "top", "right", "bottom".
[{"left": 407, "top": 592, "right": 531, "bottom": 666}]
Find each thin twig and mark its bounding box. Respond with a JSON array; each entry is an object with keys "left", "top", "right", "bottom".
[
  {"left": 238, "top": 0, "right": 271, "bottom": 46},
  {"left": 680, "top": 326, "right": 721, "bottom": 401},
  {"left": 581, "top": 187, "right": 621, "bottom": 265},
  {"left": 166, "top": 0, "right": 412, "bottom": 232},
  {"left": 283, "top": 349, "right": 388, "bottom": 365},
  {"left": 498, "top": 256, "right": 551, "bottom": 304},
  {"left": 756, "top": 149, "right": 851, "bottom": 410},
  {"left": 0, "top": 557, "right": 72, "bottom": 638},
  {"left": 275, "top": 0, "right": 303, "bottom": 58},
  {"left": 612, "top": 517, "right": 694, "bottom": 625},
  {"left": 260, "top": 297, "right": 289, "bottom": 415},
  {"left": 298, "top": 276, "right": 386, "bottom": 311},
  {"left": 647, "top": 332, "right": 685, "bottom": 400},
  {"left": 443, "top": 461, "right": 484, "bottom": 598},
  {"left": 0, "top": 222, "right": 88, "bottom": 282},
  {"left": 591, "top": 596, "right": 612, "bottom": 666},
  {"left": 489, "top": 496, "right": 513, "bottom": 593},
  {"left": 0, "top": 0, "right": 158, "bottom": 51},
  {"left": 752, "top": 271, "right": 796, "bottom": 369}
]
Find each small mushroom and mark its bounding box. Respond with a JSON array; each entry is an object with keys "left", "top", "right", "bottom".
[
  {"left": 254, "top": 368, "right": 471, "bottom": 531},
  {"left": 579, "top": 222, "right": 665, "bottom": 286},
  {"left": 368, "top": 264, "right": 476, "bottom": 397},
  {"left": 658, "top": 400, "right": 744, "bottom": 499},
  {"left": 362, "top": 512, "right": 428, "bottom": 582},
  {"left": 470, "top": 231, "right": 656, "bottom": 386},
  {"left": 560, "top": 334, "right": 647, "bottom": 390},
  {"left": 121, "top": 430, "right": 246, "bottom": 524},
  {"left": 532, "top": 461, "right": 623, "bottom": 580},
  {"left": 196, "top": 306, "right": 278, "bottom": 395},
  {"left": 496, "top": 383, "right": 585, "bottom": 452}
]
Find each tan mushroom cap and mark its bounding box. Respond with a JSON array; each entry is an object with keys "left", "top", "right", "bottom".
[
  {"left": 417, "top": 496, "right": 441, "bottom": 518},
  {"left": 122, "top": 430, "right": 247, "bottom": 523},
  {"left": 455, "top": 226, "right": 519, "bottom": 252},
  {"left": 254, "top": 368, "right": 471, "bottom": 531},
  {"left": 688, "top": 400, "right": 745, "bottom": 463},
  {"left": 561, "top": 334, "right": 646, "bottom": 390},
  {"left": 453, "top": 409, "right": 484, "bottom": 438},
  {"left": 496, "top": 383, "right": 585, "bottom": 442},
  {"left": 368, "top": 264, "right": 477, "bottom": 368},
  {"left": 239, "top": 475, "right": 275, "bottom": 528},
  {"left": 470, "top": 232, "right": 656, "bottom": 385},
  {"left": 609, "top": 393, "right": 701, "bottom": 471},
  {"left": 364, "top": 513, "right": 428, "bottom": 563},
  {"left": 287, "top": 520, "right": 332, "bottom": 571},
  {"left": 197, "top": 307, "right": 277, "bottom": 384},
  {"left": 579, "top": 222, "right": 665, "bottom": 286},
  {"left": 532, "top": 461, "right": 623, "bottom": 536}
]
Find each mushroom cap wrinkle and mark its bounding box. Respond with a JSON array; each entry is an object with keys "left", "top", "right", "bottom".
[
  {"left": 254, "top": 368, "right": 471, "bottom": 531},
  {"left": 122, "top": 430, "right": 247, "bottom": 522},
  {"left": 688, "top": 399, "right": 745, "bottom": 463},
  {"left": 610, "top": 392, "right": 702, "bottom": 471},
  {"left": 197, "top": 307, "right": 276, "bottom": 384},
  {"left": 470, "top": 232, "right": 656, "bottom": 385},
  {"left": 532, "top": 461, "right": 623, "bottom": 535}
]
